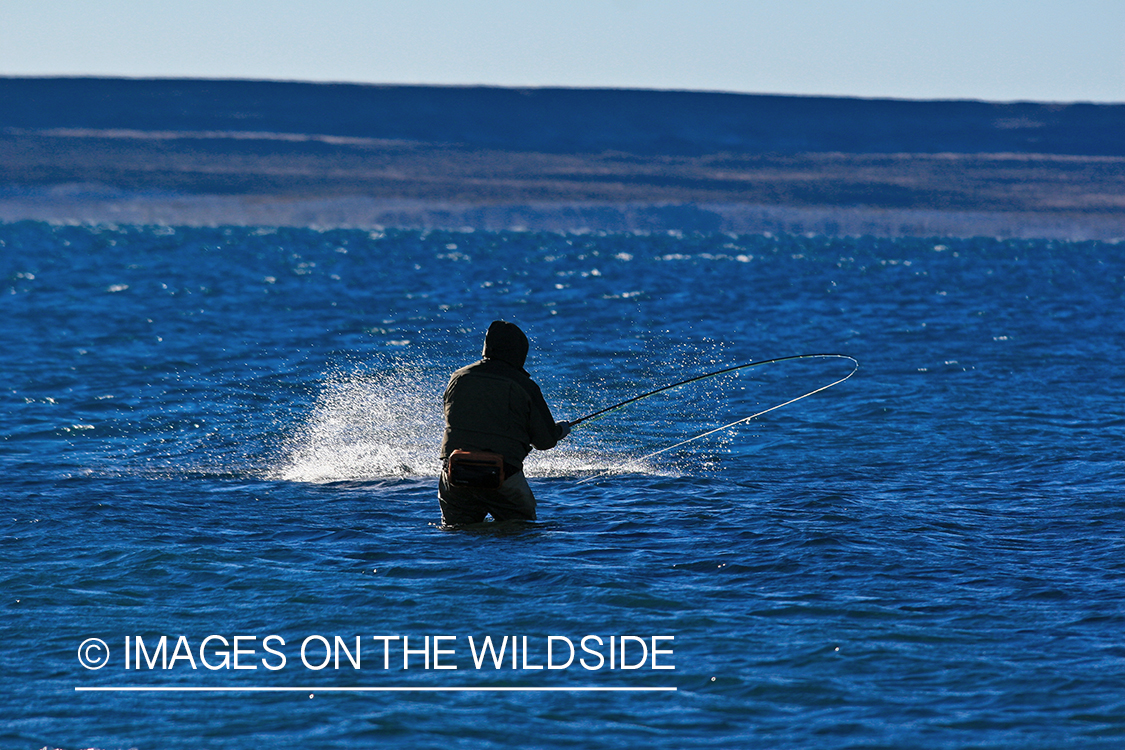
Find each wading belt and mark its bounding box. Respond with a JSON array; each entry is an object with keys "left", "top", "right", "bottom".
[{"left": 446, "top": 449, "right": 512, "bottom": 489}]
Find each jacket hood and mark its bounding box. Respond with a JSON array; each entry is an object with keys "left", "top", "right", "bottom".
[{"left": 482, "top": 320, "right": 529, "bottom": 369}]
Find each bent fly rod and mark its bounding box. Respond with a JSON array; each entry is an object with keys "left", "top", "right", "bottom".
[
  {"left": 569, "top": 353, "right": 859, "bottom": 429},
  {"left": 569, "top": 353, "right": 858, "bottom": 484}
]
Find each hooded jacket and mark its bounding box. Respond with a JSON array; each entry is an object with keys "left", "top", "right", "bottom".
[{"left": 440, "top": 321, "right": 562, "bottom": 469}]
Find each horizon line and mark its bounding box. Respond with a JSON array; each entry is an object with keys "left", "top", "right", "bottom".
[{"left": 1, "top": 74, "right": 1116, "bottom": 107}]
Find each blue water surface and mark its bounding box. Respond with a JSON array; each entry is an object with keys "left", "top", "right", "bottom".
[{"left": 1, "top": 222, "right": 1123, "bottom": 748}]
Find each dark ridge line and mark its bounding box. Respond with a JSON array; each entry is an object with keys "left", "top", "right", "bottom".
[{"left": 3, "top": 76, "right": 1123, "bottom": 157}]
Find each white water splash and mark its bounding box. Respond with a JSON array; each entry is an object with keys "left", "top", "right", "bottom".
[
  {"left": 275, "top": 357, "right": 663, "bottom": 484},
  {"left": 524, "top": 442, "right": 660, "bottom": 480},
  {"left": 278, "top": 360, "right": 446, "bottom": 482}
]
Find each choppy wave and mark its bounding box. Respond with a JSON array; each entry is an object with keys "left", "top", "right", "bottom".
[{"left": 7, "top": 222, "right": 1124, "bottom": 749}]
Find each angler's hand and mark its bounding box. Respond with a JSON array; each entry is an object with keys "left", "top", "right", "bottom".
[{"left": 556, "top": 420, "right": 571, "bottom": 439}]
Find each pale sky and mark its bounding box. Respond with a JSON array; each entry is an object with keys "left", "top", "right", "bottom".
[{"left": 2, "top": 1, "right": 1123, "bottom": 103}]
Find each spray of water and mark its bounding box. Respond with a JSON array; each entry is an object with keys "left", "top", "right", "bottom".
[
  {"left": 278, "top": 359, "right": 446, "bottom": 482},
  {"left": 275, "top": 355, "right": 662, "bottom": 484}
]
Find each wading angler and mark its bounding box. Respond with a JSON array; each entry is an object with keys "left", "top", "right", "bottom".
[{"left": 438, "top": 321, "right": 570, "bottom": 526}]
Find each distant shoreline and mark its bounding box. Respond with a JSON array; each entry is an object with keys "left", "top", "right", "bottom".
[
  {"left": 3, "top": 189, "right": 1121, "bottom": 240},
  {"left": 2, "top": 77, "right": 1123, "bottom": 239}
]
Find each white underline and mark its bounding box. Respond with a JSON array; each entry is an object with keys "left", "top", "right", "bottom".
[{"left": 75, "top": 686, "right": 676, "bottom": 693}]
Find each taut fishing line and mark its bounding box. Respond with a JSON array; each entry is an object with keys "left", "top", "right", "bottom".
[{"left": 571, "top": 353, "right": 858, "bottom": 483}]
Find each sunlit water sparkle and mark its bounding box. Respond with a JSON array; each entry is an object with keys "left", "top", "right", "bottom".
[{"left": 2, "top": 222, "right": 1123, "bottom": 749}]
